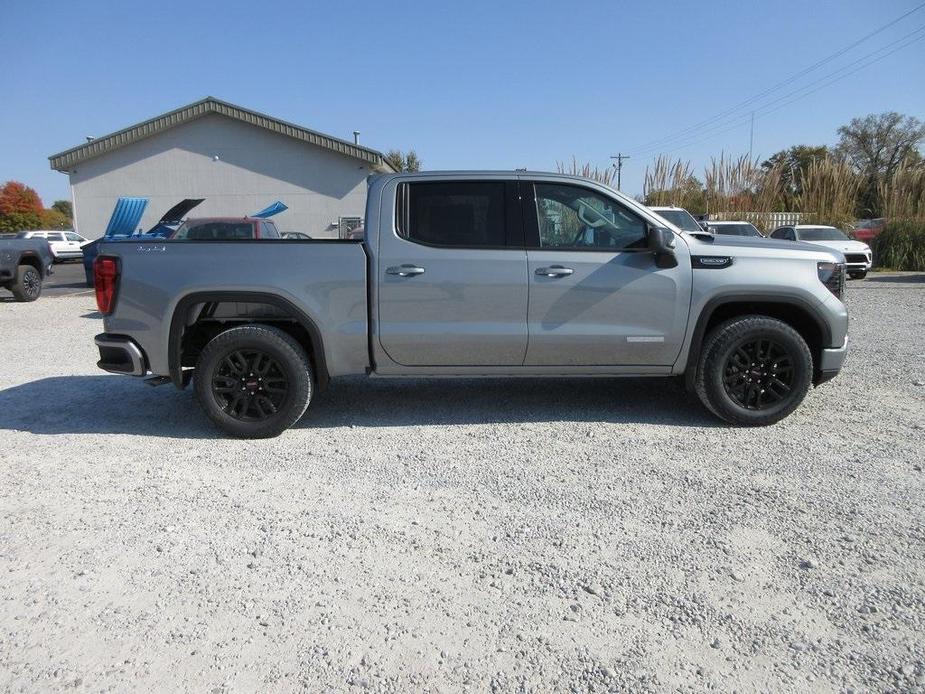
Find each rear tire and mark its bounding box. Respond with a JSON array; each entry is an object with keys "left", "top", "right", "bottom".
[
  {"left": 695, "top": 315, "right": 812, "bottom": 426},
  {"left": 11, "top": 265, "right": 42, "bottom": 302},
  {"left": 849, "top": 270, "right": 867, "bottom": 280},
  {"left": 194, "top": 324, "right": 313, "bottom": 438}
]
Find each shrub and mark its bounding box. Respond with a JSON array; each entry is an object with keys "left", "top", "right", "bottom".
[{"left": 876, "top": 220, "right": 925, "bottom": 271}]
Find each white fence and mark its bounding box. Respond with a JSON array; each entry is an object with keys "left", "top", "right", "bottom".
[{"left": 704, "top": 211, "right": 803, "bottom": 231}]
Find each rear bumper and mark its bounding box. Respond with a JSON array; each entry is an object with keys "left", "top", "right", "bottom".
[
  {"left": 94, "top": 334, "right": 147, "bottom": 376},
  {"left": 816, "top": 336, "right": 848, "bottom": 385}
]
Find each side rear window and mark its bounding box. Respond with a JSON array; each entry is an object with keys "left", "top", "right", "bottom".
[{"left": 397, "top": 181, "right": 507, "bottom": 248}]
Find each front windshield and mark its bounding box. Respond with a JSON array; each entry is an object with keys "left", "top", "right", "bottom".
[
  {"left": 799, "top": 227, "right": 848, "bottom": 241},
  {"left": 714, "top": 223, "right": 762, "bottom": 237},
  {"left": 653, "top": 209, "right": 702, "bottom": 232}
]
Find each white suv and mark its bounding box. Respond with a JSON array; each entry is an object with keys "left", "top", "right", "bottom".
[
  {"left": 769, "top": 225, "right": 873, "bottom": 279},
  {"left": 17, "top": 230, "right": 90, "bottom": 262}
]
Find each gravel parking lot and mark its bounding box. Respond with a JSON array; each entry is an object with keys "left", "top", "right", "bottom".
[{"left": 1, "top": 275, "right": 923, "bottom": 692}]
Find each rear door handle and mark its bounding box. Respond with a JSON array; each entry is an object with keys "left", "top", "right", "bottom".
[
  {"left": 535, "top": 265, "right": 574, "bottom": 278},
  {"left": 386, "top": 264, "right": 426, "bottom": 277}
]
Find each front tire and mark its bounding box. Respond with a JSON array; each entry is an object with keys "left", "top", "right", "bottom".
[
  {"left": 849, "top": 270, "right": 867, "bottom": 280},
  {"left": 194, "top": 324, "right": 313, "bottom": 438},
  {"left": 695, "top": 316, "right": 812, "bottom": 426},
  {"left": 11, "top": 265, "right": 42, "bottom": 302}
]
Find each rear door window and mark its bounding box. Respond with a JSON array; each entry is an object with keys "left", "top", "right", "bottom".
[
  {"left": 398, "top": 181, "right": 509, "bottom": 248},
  {"left": 261, "top": 221, "right": 280, "bottom": 239}
]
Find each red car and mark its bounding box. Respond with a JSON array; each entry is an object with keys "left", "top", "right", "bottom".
[
  {"left": 851, "top": 218, "right": 887, "bottom": 243},
  {"left": 169, "top": 217, "right": 281, "bottom": 240}
]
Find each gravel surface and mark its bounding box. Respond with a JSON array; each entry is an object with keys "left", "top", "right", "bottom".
[{"left": 1, "top": 274, "right": 923, "bottom": 692}]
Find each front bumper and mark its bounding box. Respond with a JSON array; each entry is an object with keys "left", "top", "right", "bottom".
[
  {"left": 94, "top": 334, "right": 147, "bottom": 376},
  {"left": 815, "top": 335, "right": 848, "bottom": 385}
]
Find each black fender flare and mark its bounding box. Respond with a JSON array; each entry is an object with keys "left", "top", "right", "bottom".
[
  {"left": 167, "top": 291, "right": 329, "bottom": 391},
  {"left": 682, "top": 293, "right": 833, "bottom": 392}
]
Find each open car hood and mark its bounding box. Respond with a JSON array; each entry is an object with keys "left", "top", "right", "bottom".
[{"left": 104, "top": 197, "right": 148, "bottom": 238}]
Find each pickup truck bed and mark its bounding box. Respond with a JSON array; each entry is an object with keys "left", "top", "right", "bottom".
[{"left": 102, "top": 239, "right": 370, "bottom": 381}]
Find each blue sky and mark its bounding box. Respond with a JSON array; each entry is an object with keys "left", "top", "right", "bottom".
[{"left": 2, "top": 0, "right": 924, "bottom": 205}]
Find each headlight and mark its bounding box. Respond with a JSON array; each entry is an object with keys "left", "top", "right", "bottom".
[{"left": 818, "top": 261, "right": 846, "bottom": 300}]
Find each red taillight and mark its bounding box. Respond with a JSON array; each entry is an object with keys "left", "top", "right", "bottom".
[{"left": 94, "top": 256, "right": 119, "bottom": 314}]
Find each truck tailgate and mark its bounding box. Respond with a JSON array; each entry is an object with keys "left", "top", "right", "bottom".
[{"left": 99, "top": 240, "right": 370, "bottom": 378}]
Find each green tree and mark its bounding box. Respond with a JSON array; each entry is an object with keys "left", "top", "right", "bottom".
[
  {"left": 52, "top": 199, "right": 73, "bottom": 220},
  {"left": 40, "top": 208, "right": 72, "bottom": 230},
  {"left": 761, "top": 145, "right": 829, "bottom": 208},
  {"left": 835, "top": 112, "right": 925, "bottom": 216},
  {"left": 385, "top": 149, "right": 422, "bottom": 172}
]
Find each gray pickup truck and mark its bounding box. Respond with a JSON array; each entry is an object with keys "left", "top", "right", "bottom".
[
  {"left": 0, "top": 237, "right": 54, "bottom": 301},
  {"left": 92, "top": 171, "right": 848, "bottom": 437}
]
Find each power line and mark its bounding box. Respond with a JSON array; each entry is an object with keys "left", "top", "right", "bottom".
[
  {"left": 628, "top": 25, "right": 925, "bottom": 159},
  {"left": 627, "top": 2, "right": 925, "bottom": 155}
]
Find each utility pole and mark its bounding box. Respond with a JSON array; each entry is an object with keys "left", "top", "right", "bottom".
[{"left": 610, "top": 153, "right": 630, "bottom": 190}]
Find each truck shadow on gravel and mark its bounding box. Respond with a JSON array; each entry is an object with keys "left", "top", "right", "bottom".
[{"left": 0, "top": 375, "right": 717, "bottom": 437}]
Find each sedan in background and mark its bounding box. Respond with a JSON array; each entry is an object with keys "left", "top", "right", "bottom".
[
  {"left": 770, "top": 224, "right": 873, "bottom": 279},
  {"left": 708, "top": 221, "right": 764, "bottom": 237}
]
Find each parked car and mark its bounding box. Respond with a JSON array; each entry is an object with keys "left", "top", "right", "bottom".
[
  {"left": 708, "top": 221, "right": 764, "bottom": 238},
  {"left": 769, "top": 224, "right": 872, "bottom": 279},
  {"left": 91, "top": 171, "right": 849, "bottom": 438},
  {"left": 169, "top": 217, "right": 281, "bottom": 240},
  {"left": 850, "top": 218, "right": 887, "bottom": 243},
  {"left": 649, "top": 206, "right": 705, "bottom": 234},
  {"left": 16, "top": 230, "right": 89, "bottom": 262},
  {"left": 0, "top": 237, "right": 55, "bottom": 301}
]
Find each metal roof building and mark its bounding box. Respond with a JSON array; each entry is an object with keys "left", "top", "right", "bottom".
[{"left": 49, "top": 97, "right": 395, "bottom": 239}]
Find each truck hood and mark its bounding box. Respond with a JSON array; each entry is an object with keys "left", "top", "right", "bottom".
[
  {"left": 801, "top": 239, "right": 870, "bottom": 254},
  {"left": 683, "top": 232, "right": 844, "bottom": 261}
]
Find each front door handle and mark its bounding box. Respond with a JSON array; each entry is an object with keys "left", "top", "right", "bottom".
[
  {"left": 386, "top": 264, "right": 426, "bottom": 277},
  {"left": 535, "top": 265, "right": 574, "bottom": 278}
]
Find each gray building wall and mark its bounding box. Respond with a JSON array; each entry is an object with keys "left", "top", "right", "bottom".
[{"left": 66, "top": 114, "right": 374, "bottom": 239}]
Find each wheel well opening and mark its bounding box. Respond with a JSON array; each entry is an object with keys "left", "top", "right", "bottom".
[
  {"left": 176, "top": 300, "right": 327, "bottom": 389},
  {"left": 19, "top": 255, "right": 42, "bottom": 274},
  {"left": 701, "top": 301, "right": 824, "bottom": 370}
]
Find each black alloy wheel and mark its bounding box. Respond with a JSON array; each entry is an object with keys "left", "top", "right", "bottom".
[
  {"left": 212, "top": 349, "right": 289, "bottom": 422},
  {"left": 194, "top": 324, "right": 313, "bottom": 438},
  {"left": 22, "top": 268, "right": 41, "bottom": 298},
  {"left": 695, "top": 315, "right": 813, "bottom": 426},
  {"left": 721, "top": 338, "right": 794, "bottom": 410}
]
